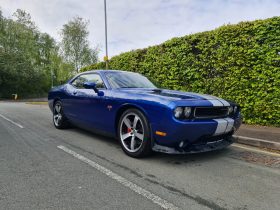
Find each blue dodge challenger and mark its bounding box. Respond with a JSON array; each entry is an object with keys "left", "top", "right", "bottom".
[{"left": 48, "top": 70, "right": 242, "bottom": 157}]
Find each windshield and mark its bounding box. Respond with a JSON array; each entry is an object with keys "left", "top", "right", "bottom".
[{"left": 105, "top": 71, "right": 157, "bottom": 89}]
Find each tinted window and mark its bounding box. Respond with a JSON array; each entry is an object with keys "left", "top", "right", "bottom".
[
  {"left": 71, "top": 74, "right": 105, "bottom": 89},
  {"left": 105, "top": 72, "right": 156, "bottom": 89}
]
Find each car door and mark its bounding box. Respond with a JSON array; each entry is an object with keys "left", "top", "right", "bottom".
[{"left": 67, "top": 73, "right": 110, "bottom": 131}]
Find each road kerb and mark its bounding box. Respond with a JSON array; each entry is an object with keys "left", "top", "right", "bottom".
[{"left": 233, "top": 135, "right": 280, "bottom": 152}]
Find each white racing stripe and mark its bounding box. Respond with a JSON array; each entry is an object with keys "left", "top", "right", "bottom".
[
  {"left": 191, "top": 93, "right": 230, "bottom": 107},
  {"left": 214, "top": 118, "right": 235, "bottom": 135},
  {"left": 208, "top": 100, "right": 224, "bottom": 107},
  {"left": 225, "top": 118, "right": 234, "bottom": 133},
  {"left": 198, "top": 94, "right": 213, "bottom": 100},
  {"left": 213, "top": 117, "right": 235, "bottom": 135},
  {"left": 210, "top": 95, "right": 230, "bottom": 106},
  {"left": 0, "top": 113, "right": 24, "bottom": 128},
  {"left": 190, "top": 93, "right": 214, "bottom": 100},
  {"left": 217, "top": 99, "right": 230, "bottom": 106},
  {"left": 57, "top": 145, "right": 179, "bottom": 210},
  {"left": 213, "top": 119, "right": 228, "bottom": 135}
]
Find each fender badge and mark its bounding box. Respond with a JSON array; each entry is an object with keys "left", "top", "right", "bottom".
[{"left": 107, "top": 105, "right": 113, "bottom": 111}]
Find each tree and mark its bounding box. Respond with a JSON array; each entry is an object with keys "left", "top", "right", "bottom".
[
  {"left": 60, "top": 17, "right": 98, "bottom": 73},
  {"left": 13, "top": 9, "right": 36, "bottom": 30},
  {"left": 0, "top": 9, "right": 74, "bottom": 98}
]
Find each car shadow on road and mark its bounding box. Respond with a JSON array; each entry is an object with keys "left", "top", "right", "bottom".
[
  {"left": 152, "top": 148, "right": 231, "bottom": 165},
  {"left": 66, "top": 127, "right": 120, "bottom": 146}
]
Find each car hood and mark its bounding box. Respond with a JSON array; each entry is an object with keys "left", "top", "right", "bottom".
[{"left": 115, "top": 88, "right": 231, "bottom": 107}]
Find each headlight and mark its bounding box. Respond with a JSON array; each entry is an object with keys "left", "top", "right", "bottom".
[
  {"left": 174, "top": 107, "right": 192, "bottom": 119},
  {"left": 228, "top": 106, "right": 233, "bottom": 115},
  {"left": 234, "top": 106, "right": 238, "bottom": 114},
  {"left": 184, "top": 107, "right": 192, "bottom": 118},
  {"left": 174, "top": 107, "right": 183, "bottom": 118}
]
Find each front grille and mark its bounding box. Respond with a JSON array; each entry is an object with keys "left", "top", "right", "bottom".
[{"left": 194, "top": 107, "right": 228, "bottom": 119}]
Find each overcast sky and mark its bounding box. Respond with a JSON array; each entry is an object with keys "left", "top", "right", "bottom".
[{"left": 1, "top": 0, "right": 280, "bottom": 59}]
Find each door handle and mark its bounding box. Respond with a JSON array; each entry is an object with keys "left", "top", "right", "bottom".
[{"left": 73, "top": 91, "right": 77, "bottom": 95}]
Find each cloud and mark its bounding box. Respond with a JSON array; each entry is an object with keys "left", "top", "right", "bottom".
[{"left": 1, "top": 0, "right": 280, "bottom": 59}]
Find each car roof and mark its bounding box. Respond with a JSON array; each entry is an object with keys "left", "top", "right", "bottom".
[
  {"left": 68, "top": 69, "right": 138, "bottom": 84},
  {"left": 80, "top": 69, "right": 133, "bottom": 74}
]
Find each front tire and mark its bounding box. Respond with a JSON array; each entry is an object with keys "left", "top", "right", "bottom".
[
  {"left": 118, "top": 109, "right": 152, "bottom": 158},
  {"left": 53, "top": 100, "right": 70, "bottom": 129}
]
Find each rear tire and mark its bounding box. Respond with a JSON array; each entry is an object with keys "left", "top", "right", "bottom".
[
  {"left": 53, "top": 100, "right": 70, "bottom": 129},
  {"left": 118, "top": 109, "right": 152, "bottom": 158}
]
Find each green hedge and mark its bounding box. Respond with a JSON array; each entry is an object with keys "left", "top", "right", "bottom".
[{"left": 81, "top": 17, "right": 280, "bottom": 126}]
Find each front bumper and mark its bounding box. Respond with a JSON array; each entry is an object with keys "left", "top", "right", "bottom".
[
  {"left": 151, "top": 112, "right": 242, "bottom": 151},
  {"left": 152, "top": 135, "right": 234, "bottom": 154}
]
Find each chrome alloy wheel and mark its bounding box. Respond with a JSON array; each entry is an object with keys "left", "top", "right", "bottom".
[
  {"left": 53, "top": 103, "right": 62, "bottom": 127},
  {"left": 120, "top": 113, "right": 145, "bottom": 153}
]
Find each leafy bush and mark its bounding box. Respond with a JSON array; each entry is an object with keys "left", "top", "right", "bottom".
[{"left": 81, "top": 17, "right": 280, "bottom": 126}]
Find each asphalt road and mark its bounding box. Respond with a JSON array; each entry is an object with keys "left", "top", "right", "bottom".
[{"left": 0, "top": 102, "right": 279, "bottom": 210}]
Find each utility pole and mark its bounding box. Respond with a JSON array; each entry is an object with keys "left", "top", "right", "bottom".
[{"left": 104, "top": 0, "right": 109, "bottom": 69}]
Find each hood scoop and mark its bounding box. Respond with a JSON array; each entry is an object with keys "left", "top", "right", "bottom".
[
  {"left": 152, "top": 89, "right": 162, "bottom": 93},
  {"left": 150, "top": 89, "right": 195, "bottom": 99}
]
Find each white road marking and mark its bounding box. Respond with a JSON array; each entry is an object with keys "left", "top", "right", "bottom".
[
  {"left": 0, "top": 113, "right": 24, "bottom": 128},
  {"left": 57, "top": 145, "right": 179, "bottom": 210},
  {"left": 232, "top": 143, "right": 280, "bottom": 158}
]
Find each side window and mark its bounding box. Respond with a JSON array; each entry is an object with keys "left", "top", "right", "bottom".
[
  {"left": 71, "top": 76, "right": 87, "bottom": 88},
  {"left": 71, "top": 74, "right": 106, "bottom": 89}
]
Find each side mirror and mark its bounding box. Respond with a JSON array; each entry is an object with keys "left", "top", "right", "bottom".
[
  {"left": 83, "top": 81, "right": 96, "bottom": 89},
  {"left": 83, "top": 82, "right": 104, "bottom": 96}
]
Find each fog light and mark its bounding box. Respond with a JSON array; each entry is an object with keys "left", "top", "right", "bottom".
[
  {"left": 179, "top": 141, "right": 184, "bottom": 148},
  {"left": 228, "top": 106, "right": 233, "bottom": 115},
  {"left": 234, "top": 106, "right": 238, "bottom": 113}
]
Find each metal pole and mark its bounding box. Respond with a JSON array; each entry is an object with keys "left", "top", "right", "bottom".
[{"left": 104, "top": 0, "right": 109, "bottom": 69}]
